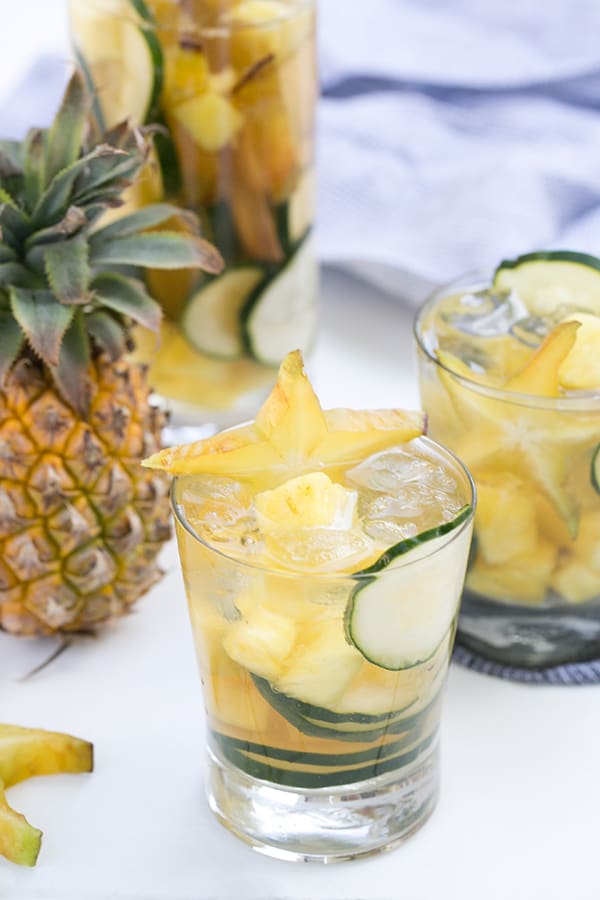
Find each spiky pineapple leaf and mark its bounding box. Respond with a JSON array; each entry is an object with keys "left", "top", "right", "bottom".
[
  {"left": 91, "top": 203, "right": 198, "bottom": 242},
  {"left": 86, "top": 310, "right": 128, "bottom": 361},
  {"left": 9, "top": 287, "right": 75, "bottom": 367},
  {"left": 25, "top": 206, "right": 87, "bottom": 248},
  {"left": 0, "top": 186, "right": 17, "bottom": 207},
  {"left": 91, "top": 231, "right": 223, "bottom": 273},
  {"left": 46, "top": 70, "right": 89, "bottom": 184},
  {"left": 0, "top": 262, "right": 30, "bottom": 287},
  {"left": 50, "top": 311, "right": 91, "bottom": 416},
  {"left": 0, "top": 140, "right": 23, "bottom": 175},
  {"left": 91, "top": 271, "right": 161, "bottom": 331},
  {"left": 72, "top": 151, "right": 142, "bottom": 207},
  {"left": 44, "top": 232, "right": 90, "bottom": 304},
  {"left": 0, "top": 201, "right": 30, "bottom": 246},
  {"left": 0, "top": 307, "right": 24, "bottom": 384},
  {"left": 31, "top": 145, "right": 121, "bottom": 228},
  {"left": 23, "top": 129, "right": 47, "bottom": 213}
]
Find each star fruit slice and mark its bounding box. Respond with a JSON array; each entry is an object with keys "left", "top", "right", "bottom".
[
  {"left": 0, "top": 724, "right": 93, "bottom": 867},
  {"left": 143, "top": 350, "right": 426, "bottom": 476},
  {"left": 436, "top": 322, "right": 594, "bottom": 537}
]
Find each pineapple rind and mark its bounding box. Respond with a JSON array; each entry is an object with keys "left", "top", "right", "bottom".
[{"left": 0, "top": 356, "right": 170, "bottom": 636}]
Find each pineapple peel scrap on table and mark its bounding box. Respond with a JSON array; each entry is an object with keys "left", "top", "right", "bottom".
[
  {"left": 143, "top": 349, "right": 427, "bottom": 476},
  {"left": 0, "top": 724, "right": 93, "bottom": 867}
]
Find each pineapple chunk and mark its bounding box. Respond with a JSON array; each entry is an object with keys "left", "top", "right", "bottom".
[
  {"left": 255, "top": 472, "right": 357, "bottom": 530},
  {"left": 228, "top": 1, "right": 312, "bottom": 70},
  {"left": 467, "top": 539, "right": 556, "bottom": 604},
  {"left": 475, "top": 473, "right": 539, "bottom": 565},
  {"left": 143, "top": 350, "right": 426, "bottom": 475},
  {"left": 551, "top": 559, "right": 600, "bottom": 604},
  {"left": 172, "top": 92, "right": 244, "bottom": 153},
  {"left": 505, "top": 321, "right": 580, "bottom": 397},
  {"left": 274, "top": 619, "right": 364, "bottom": 707},
  {"left": 558, "top": 313, "right": 600, "bottom": 390},
  {"left": 222, "top": 605, "right": 297, "bottom": 680}
]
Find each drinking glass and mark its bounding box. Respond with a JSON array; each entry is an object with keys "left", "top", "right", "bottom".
[
  {"left": 415, "top": 275, "right": 600, "bottom": 669},
  {"left": 171, "top": 437, "right": 474, "bottom": 862},
  {"left": 69, "top": 0, "right": 318, "bottom": 426}
]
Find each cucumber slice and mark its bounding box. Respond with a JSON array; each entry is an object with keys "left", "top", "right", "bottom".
[
  {"left": 242, "top": 235, "right": 319, "bottom": 366},
  {"left": 181, "top": 267, "right": 264, "bottom": 360},
  {"left": 346, "top": 506, "right": 473, "bottom": 671},
  {"left": 70, "top": 0, "right": 163, "bottom": 129},
  {"left": 251, "top": 674, "right": 437, "bottom": 742},
  {"left": 493, "top": 251, "right": 600, "bottom": 317},
  {"left": 592, "top": 445, "right": 600, "bottom": 495},
  {"left": 212, "top": 729, "right": 437, "bottom": 789}
]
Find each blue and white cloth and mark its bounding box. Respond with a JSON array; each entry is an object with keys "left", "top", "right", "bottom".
[{"left": 317, "top": 0, "right": 600, "bottom": 302}]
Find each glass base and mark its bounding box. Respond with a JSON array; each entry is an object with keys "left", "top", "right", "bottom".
[
  {"left": 459, "top": 590, "right": 600, "bottom": 669},
  {"left": 206, "top": 740, "right": 440, "bottom": 863}
]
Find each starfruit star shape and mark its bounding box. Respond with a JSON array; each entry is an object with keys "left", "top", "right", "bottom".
[
  {"left": 143, "top": 350, "right": 426, "bottom": 479},
  {"left": 438, "top": 322, "right": 600, "bottom": 536}
]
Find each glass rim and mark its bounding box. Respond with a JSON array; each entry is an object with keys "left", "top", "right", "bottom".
[
  {"left": 75, "top": 0, "right": 316, "bottom": 33},
  {"left": 170, "top": 434, "right": 476, "bottom": 582},
  {"left": 413, "top": 272, "right": 600, "bottom": 412}
]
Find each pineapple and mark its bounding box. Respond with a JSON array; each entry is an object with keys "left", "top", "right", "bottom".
[{"left": 0, "top": 71, "right": 223, "bottom": 637}]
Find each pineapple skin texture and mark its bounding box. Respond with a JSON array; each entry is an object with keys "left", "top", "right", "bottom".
[{"left": 0, "top": 355, "right": 171, "bottom": 637}]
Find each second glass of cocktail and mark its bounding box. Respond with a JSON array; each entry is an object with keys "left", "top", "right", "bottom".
[
  {"left": 415, "top": 251, "right": 600, "bottom": 669},
  {"left": 144, "top": 351, "right": 474, "bottom": 861}
]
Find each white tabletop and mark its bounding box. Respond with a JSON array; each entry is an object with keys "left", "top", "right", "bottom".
[{"left": 1, "top": 267, "right": 600, "bottom": 900}]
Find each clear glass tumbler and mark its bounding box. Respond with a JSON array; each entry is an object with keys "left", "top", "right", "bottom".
[
  {"left": 69, "top": 0, "right": 318, "bottom": 425},
  {"left": 415, "top": 275, "right": 600, "bottom": 669},
  {"left": 171, "top": 440, "right": 474, "bottom": 862}
]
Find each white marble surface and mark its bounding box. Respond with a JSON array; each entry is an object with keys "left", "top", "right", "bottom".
[{"left": 1, "top": 268, "right": 600, "bottom": 900}]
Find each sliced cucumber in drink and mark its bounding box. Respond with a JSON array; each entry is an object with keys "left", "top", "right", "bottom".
[
  {"left": 242, "top": 234, "right": 319, "bottom": 366},
  {"left": 346, "top": 506, "right": 473, "bottom": 671},
  {"left": 181, "top": 267, "right": 265, "bottom": 360},
  {"left": 493, "top": 251, "right": 600, "bottom": 317},
  {"left": 592, "top": 445, "right": 600, "bottom": 495},
  {"left": 70, "top": 0, "right": 163, "bottom": 130},
  {"left": 211, "top": 729, "right": 437, "bottom": 789}
]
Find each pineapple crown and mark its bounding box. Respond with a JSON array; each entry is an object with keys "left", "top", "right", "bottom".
[{"left": 0, "top": 69, "right": 223, "bottom": 414}]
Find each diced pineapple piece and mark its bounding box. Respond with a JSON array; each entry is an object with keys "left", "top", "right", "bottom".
[
  {"left": 162, "top": 45, "right": 210, "bottom": 107},
  {"left": 467, "top": 538, "right": 556, "bottom": 604},
  {"left": 558, "top": 313, "right": 600, "bottom": 390},
  {"left": 505, "top": 321, "right": 580, "bottom": 397},
  {"left": 530, "top": 488, "right": 573, "bottom": 546},
  {"left": 228, "top": 1, "right": 312, "bottom": 70},
  {"left": 551, "top": 560, "right": 600, "bottom": 604},
  {"left": 222, "top": 605, "right": 297, "bottom": 680},
  {"left": 245, "top": 104, "right": 298, "bottom": 201},
  {"left": 255, "top": 472, "right": 357, "bottom": 530},
  {"left": 274, "top": 619, "right": 364, "bottom": 707},
  {"left": 172, "top": 92, "right": 244, "bottom": 152},
  {"left": 474, "top": 473, "right": 539, "bottom": 565}
]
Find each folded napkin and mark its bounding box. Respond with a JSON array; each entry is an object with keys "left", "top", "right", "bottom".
[{"left": 317, "top": 0, "right": 600, "bottom": 302}]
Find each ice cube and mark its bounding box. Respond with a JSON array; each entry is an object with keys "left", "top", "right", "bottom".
[
  {"left": 442, "top": 289, "right": 528, "bottom": 337},
  {"left": 363, "top": 519, "right": 418, "bottom": 545},
  {"left": 265, "top": 527, "right": 374, "bottom": 573},
  {"left": 347, "top": 449, "right": 432, "bottom": 492}
]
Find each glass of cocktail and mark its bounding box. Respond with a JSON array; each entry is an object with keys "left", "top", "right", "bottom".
[
  {"left": 70, "top": 0, "right": 318, "bottom": 424},
  {"left": 144, "top": 350, "right": 474, "bottom": 861},
  {"left": 415, "top": 251, "right": 600, "bottom": 670}
]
